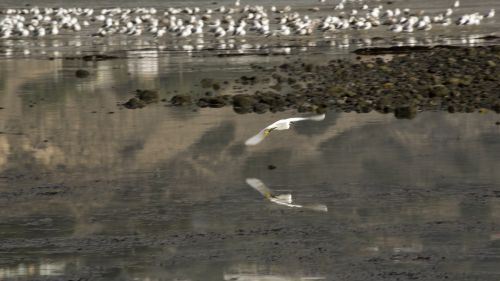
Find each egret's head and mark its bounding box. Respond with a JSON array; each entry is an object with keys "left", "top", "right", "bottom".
[
  {"left": 263, "top": 129, "right": 271, "bottom": 136},
  {"left": 264, "top": 192, "right": 272, "bottom": 199}
]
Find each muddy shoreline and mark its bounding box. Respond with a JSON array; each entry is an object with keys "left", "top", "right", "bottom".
[
  {"left": 168, "top": 45, "right": 500, "bottom": 118},
  {"left": 1, "top": 175, "right": 499, "bottom": 281}
]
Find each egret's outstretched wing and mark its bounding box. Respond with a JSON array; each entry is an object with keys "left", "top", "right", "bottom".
[
  {"left": 269, "top": 199, "right": 328, "bottom": 212},
  {"left": 274, "top": 193, "right": 292, "bottom": 204},
  {"left": 302, "top": 204, "right": 328, "bottom": 212},
  {"left": 286, "top": 114, "right": 326, "bottom": 123},
  {"left": 245, "top": 129, "right": 269, "bottom": 146},
  {"left": 247, "top": 178, "right": 328, "bottom": 212},
  {"left": 246, "top": 178, "right": 274, "bottom": 198},
  {"left": 270, "top": 198, "right": 302, "bottom": 208}
]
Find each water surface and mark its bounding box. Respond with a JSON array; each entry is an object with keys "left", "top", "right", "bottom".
[
  {"left": 1, "top": 58, "right": 500, "bottom": 280},
  {"left": 1, "top": 0, "right": 500, "bottom": 279}
]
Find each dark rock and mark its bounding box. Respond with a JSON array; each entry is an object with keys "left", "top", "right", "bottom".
[
  {"left": 268, "top": 165, "right": 277, "bottom": 170},
  {"left": 297, "top": 105, "right": 313, "bottom": 113},
  {"left": 241, "top": 76, "right": 257, "bottom": 82},
  {"left": 201, "top": 96, "right": 226, "bottom": 108},
  {"left": 75, "top": 69, "right": 90, "bottom": 78},
  {"left": 394, "top": 106, "right": 417, "bottom": 119},
  {"left": 171, "top": 95, "right": 192, "bottom": 106},
  {"left": 232, "top": 94, "right": 257, "bottom": 113},
  {"left": 142, "top": 46, "right": 500, "bottom": 114},
  {"left": 123, "top": 98, "right": 146, "bottom": 109},
  {"left": 253, "top": 102, "right": 270, "bottom": 114},
  {"left": 136, "top": 89, "right": 159, "bottom": 103},
  {"left": 493, "top": 103, "right": 500, "bottom": 113},
  {"left": 428, "top": 85, "right": 449, "bottom": 98},
  {"left": 353, "top": 45, "right": 434, "bottom": 55},
  {"left": 197, "top": 99, "right": 209, "bottom": 108},
  {"left": 81, "top": 54, "right": 119, "bottom": 61},
  {"left": 200, "top": 78, "right": 214, "bottom": 88},
  {"left": 304, "top": 64, "right": 314, "bottom": 72},
  {"left": 269, "top": 84, "right": 282, "bottom": 91}
]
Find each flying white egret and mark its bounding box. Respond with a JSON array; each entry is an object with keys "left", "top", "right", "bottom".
[
  {"left": 245, "top": 114, "right": 325, "bottom": 146},
  {"left": 246, "top": 178, "right": 328, "bottom": 212}
]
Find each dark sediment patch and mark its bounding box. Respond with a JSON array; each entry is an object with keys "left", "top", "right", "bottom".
[
  {"left": 476, "top": 35, "right": 500, "bottom": 41},
  {"left": 82, "top": 54, "right": 120, "bottom": 61},
  {"left": 170, "top": 45, "right": 500, "bottom": 117},
  {"left": 59, "top": 54, "right": 120, "bottom": 61},
  {"left": 353, "top": 45, "right": 462, "bottom": 55}
]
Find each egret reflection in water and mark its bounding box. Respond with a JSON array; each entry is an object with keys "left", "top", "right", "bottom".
[
  {"left": 245, "top": 114, "right": 326, "bottom": 146},
  {"left": 246, "top": 178, "right": 328, "bottom": 212}
]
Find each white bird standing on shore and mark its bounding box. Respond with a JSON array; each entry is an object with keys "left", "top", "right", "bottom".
[
  {"left": 245, "top": 114, "right": 326, "bottom": 146},
  {"left": 486, "top": 9, "right": 495, "bottom": 18},
  {"left": 246, "top": 178, "right": 328, "bottom": 212}
]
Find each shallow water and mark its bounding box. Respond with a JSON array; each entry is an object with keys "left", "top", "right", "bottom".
[
  {"left": 1, "top": 0, "right": 500, "bottom": 280},
  {"left": 1, "top": 56, "right": 500, "bottom": 281}
]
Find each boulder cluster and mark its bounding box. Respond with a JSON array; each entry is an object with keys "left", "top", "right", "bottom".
[{"left": 171, "top": 45, "right": 500, "bottom": 118}]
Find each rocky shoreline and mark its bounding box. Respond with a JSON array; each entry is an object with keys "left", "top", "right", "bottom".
[{"left": 170, "top": 45, "right": 500, "bottom": 118}]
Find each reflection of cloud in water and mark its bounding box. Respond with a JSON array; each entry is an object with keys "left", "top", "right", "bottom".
[
  {"left": 21, "top": 139, "right": 64, "bottom": 167},
  {"left": 223, "top": 263, "right": 325, "bottom": 281},
  {"left": 0, "top": 136, "right": 10, "bottom": 169},
  {"left": 0, "top": 260, "right": 67, "bottom": 278},
  {"left": 293, "top": 113, "right": 338, "bottom": 136},
  {"left": 161, "top": 121, "right": 237, "bottom": 200},
  {"left": 126, "top": 50, "right": 159, "bottom": 78}
]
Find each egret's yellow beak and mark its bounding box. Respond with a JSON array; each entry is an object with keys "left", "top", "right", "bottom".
[
  {"left": 264, "top": 127, "right": 276, "bottom": 136},
  {"left": 264, "top": 192, "right": 272, "bottom": 199}
]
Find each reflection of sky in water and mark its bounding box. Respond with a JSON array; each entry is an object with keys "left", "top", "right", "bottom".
[
  {"left": 1, "top": 33, "right": 499, "bottom": 60},
  {"left": 0, "top": 90, "right": 500, "bottom": 280},
  {"left": 0, "top": 260, "right": 67, "bottom": 278}
]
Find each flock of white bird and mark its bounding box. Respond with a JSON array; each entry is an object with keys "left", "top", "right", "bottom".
[{"left": 0, "top": 0, "right": 496, "bottom": 40}]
